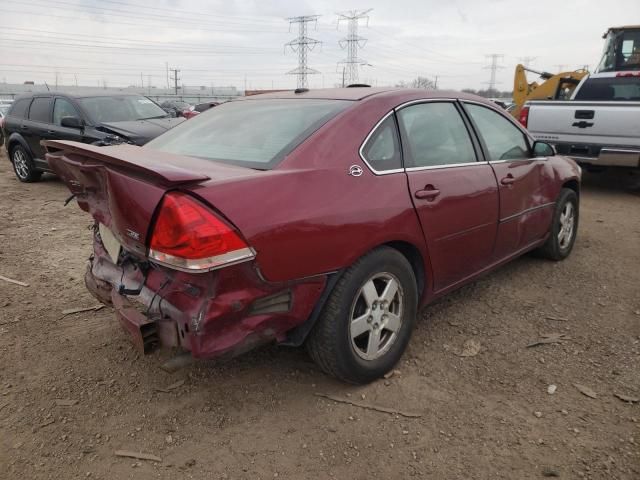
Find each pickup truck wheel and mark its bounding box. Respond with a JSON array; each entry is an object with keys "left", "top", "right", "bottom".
[
  {"left": 306, "top": 247, "right": 418, "bottom": 384},
  {"left": 11, "top": 145, "right": 41, "bottom": 183},
  {"left": 537, "top": 188, "right": 578, "bottom": 261}
]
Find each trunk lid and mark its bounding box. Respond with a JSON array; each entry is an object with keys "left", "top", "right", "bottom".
[{"left": 44, "top": 140, "right": 259, "bottom": 258}]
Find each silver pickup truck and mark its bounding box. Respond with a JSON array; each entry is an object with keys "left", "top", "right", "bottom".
[{"left": 522, "top": 71, "right": 640, "bottom": 169}]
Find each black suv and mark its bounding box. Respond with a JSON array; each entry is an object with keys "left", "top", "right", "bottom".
[{"left": 2, "top": 92, "right": 185, "bottom": 182}]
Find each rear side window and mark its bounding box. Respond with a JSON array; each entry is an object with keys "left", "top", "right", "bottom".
[
  {"left": 464, "top": 104, "right": 529, "bottom": 161},
  {"left": 397, "top": 102, "right": 477, "bottom": 168},
  {"left": 574, "top": 77, "right": 640, "bottom": 101},
  {"left": 28, "top": 97, "right": 52, "bottom": 123},
  {"left": 361, "top": 115, "right": 402, "bottom": 172},
  {"left": 9, "top": 98, "right": 31, "bottom": 119},
  {"left": 146, "top": 99, "right": 351, "bottom": 169},
  {"left": 53, "top": 98, "right": 80, "bottom": 126}
]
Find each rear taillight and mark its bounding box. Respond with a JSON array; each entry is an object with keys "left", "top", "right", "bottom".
[
  {"left": 519, "top": 106, "right": 530, "bottom": 128},
  {"left": 148, "top": 192, "right": 254, "bottom": 272}
]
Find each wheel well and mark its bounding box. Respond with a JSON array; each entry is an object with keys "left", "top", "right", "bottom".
[
  {"left": 562, "top": 179, "right": 580, "bottom": 197},
  {"left": 384, "top": 241, "right": 426, "bottom": 297},
  {"left": 7, "top": 138, "right": 22, "bottom": 160}
]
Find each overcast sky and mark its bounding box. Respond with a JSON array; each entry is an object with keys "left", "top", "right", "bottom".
[{"left": 0, "top": 0, "right": 638, "bottom": 92}]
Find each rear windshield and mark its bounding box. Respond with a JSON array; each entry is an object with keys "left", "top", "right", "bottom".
[
  {"left": 145, "top": 98, "right": 351, "bottom": 169},
  {"left": 78, "top": 96, "right": 168, "bottom": 124},
  {"left": 574, "top": 76, "right": 640, "bottom": 101}
]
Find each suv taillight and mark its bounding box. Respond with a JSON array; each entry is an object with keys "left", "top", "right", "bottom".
[
  {"left": 519, "top": 106, "right": 530, "bottom": 128},
  {"left": 148, "top": 192, "right": 254, "bottom": 272}
]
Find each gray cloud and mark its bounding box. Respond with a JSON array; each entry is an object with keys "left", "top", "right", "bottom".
[{"left": 0, "top": 0, "right": 637, "bottom": 91}]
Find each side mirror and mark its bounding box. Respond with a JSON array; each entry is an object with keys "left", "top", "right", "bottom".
[
  {"left": 532, "top": 141, "right": 555, "bottom": 157},
  {"left": 61, "top": 116, "right": 84, "bottom": 129}
]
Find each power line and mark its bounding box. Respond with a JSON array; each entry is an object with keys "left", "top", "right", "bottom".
[
  {"left": 285, "top": 15, "right": 322, "bottom": 89},
  {"left": 483, "top": 53, "right": 504, "bottom": 91},
  {"left": 337, "top": 9, "right": 372, "bottom": 86}
]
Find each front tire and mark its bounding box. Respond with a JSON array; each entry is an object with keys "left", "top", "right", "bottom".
[
  {"left": 306, "top": 247, "right": 418, "bottom": 384},
  {"left": 537, "top": 188, "right": 578, "bottom": 261},
  {"left": 11, "top": 145, "right": 41, "bottom": 183}
]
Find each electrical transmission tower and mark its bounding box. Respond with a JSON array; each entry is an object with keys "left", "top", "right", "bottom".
[
  {"left": 519, "top": 56, "right": 537, "bottom": 68},
  {"left": 337, "top": 9, "right": 372, "bottom": 86},
  {"left": 169, "top": 68, "right": 180, "bottom": 95},
  {"left": 285, "top": 15, "right": 322, "bottom": 89},
  {"left": 484, "top": 54, "right": 504, "bottom": 92}
]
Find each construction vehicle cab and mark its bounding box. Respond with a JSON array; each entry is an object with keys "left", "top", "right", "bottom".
[{"left": 596, "top": 26, "right": 640, "bottom": 73}]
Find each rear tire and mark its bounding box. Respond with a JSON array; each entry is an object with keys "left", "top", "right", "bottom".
[
  {"left": 306, "top": 247, "right": 418, "bottom": 384},
  {"left": 537, "top": 188, "right": 578, "bottom": 261},
  {"left": 11, "top": 145, "right": 41, "bottom": 183}
]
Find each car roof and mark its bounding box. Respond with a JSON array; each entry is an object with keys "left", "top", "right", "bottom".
[
  {"left": 11, "top": 91, "right": 145, "bottom": 100},
  {"left": 239, "top": 87, "right": 494, "bottom": 105}
]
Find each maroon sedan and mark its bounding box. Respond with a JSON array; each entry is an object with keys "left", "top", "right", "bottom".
[{"left": 44, "top": 88, "right": 580, "bottom": 384}]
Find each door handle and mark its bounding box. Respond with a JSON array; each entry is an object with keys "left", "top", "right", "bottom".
[
  {"left": 47, "top": 130, "right": 55, "bottom": 134},
  {"left": 500, "top": 174, "right": 515, "bottom": 186},
  {"left": 414, "top": 185, "right": 441, "bottom": 200},
  {"left": 20, "top": 125, "right": 28, "bottom": 130}
]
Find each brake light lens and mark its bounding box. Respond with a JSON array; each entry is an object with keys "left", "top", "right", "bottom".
[
  {"left": 519, "top": 106, "right": 530, "bottom": 128},
  {"left": 149, "top": 192, "right": 254, "bottom": 272}
]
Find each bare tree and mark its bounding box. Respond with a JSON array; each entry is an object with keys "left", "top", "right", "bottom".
[{"left": 396, "top": 76, "right": 437, "bottom": 90}]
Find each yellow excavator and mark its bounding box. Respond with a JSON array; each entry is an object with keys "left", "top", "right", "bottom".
[{"left": 511, "top": 64, "right": 589, "bottom": 119}]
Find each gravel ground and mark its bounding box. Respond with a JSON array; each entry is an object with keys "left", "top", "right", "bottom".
[{"left": 1, "top": 150, "right": 639, "bottom": 479}]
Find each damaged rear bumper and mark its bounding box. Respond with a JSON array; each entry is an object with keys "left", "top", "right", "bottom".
[{"left": 86, "top": 231, "right": 326, "bottom": 359}]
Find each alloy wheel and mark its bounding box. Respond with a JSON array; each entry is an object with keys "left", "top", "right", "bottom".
[
  {"left": 557, "top": 201, "right": 575, "bottom": 249},
  {"left": 13, "top": 149, "right": 30, "bottom": 180},
  {"left": 349, "top": 272, "right": 404, "bottom": 361}
]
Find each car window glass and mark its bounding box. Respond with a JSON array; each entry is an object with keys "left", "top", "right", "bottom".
[
  {"left": 53, "top": 98, "right": 80, "bottom": 126},
  {"left": 78, "top": 96, "right": 167, "bottom": 123},
  {"left": 397, "top": 102, "right": 476, "bottom": 168},
  {"left": 28, "top": 97, "right": 52, "bottom": 123},
  {"left": 147, "top": 99, "right": 350, "bottom": 170},
  {"left": 361, "top": 115, "right": 402, "bottom": 171},
  {"left": 9, "top": 98, "right": 31, "bottom": 119},
  {"left": 465, "top": 104, "right": 530, "bottom": 161}
]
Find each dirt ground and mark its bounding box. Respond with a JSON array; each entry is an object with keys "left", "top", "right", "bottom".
[{"left": 0, "top": 150, "right": 639, "bottom": 480}]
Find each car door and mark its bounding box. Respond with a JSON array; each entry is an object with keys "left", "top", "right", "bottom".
[
  {"left": 462, "top": 102, "right": 552, "bottom": 260},
  {"left": 24, "top": 96, "right": 53, "bottom": 160},
  {"left": 49, "top": 97, "right": 86, "bottom": 143},
  {"left": 397, "top": 101, "right": 500, "bottom": 292}
]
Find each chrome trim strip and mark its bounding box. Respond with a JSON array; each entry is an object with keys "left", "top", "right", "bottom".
[
  {"left": 405, "top": 161, "right": 487, "bottom": 172},
  {"left": 488, "top": 158, "right": 548, "bottom": 164},
  {"left": 500, "top": 202, "right": 555, "bottom": 223},
  {"left": 394, "top": 98, "right": 457, "bottom": 110},
  {"left": 148, "top": 247, "right": 256, "bottom": 273}
]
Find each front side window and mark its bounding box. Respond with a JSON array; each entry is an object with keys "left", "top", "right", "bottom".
[
  {"left": 28, "top": 97, "right": 52, "bottom": 123},
  {"left": 147, "top": 99, "right": 351, "bottom": 169},
  {"left": 361, "top": 115, "right": 402, "bottom": 171},
  {"left": 78, "top": 96, "right": 167, "bottom": 123},
  {"left": 53, "top": 98, "right": 80, "bottom": 126},
  {"left": 465, "top": 104, "right": 529, "bottom": 161},
  {"left": 397, "top": 102, "right": 477, "bottom": 168}
]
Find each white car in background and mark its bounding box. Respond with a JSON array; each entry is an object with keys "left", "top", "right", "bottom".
[{"left": 0, "top": 102, "right": 12, "bottom": 147}]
